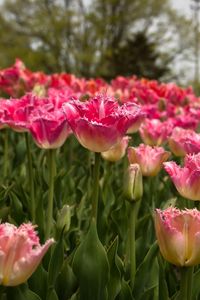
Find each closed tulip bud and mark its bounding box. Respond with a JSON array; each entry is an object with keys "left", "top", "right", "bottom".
[
  {"left": 124, "top": 163, "right": 143, "bottom": 202},
  {"left": 56, "top": 204, "right": 71, "bottom": 233}
]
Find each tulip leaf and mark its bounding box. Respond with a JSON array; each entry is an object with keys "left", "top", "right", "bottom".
[
  {"left": 48, "top": 232, "right": 64, "bottom": 288},
  {"left": 192, "top": 268, "right": 200, "bottom": 298},
  {"left": 9, "top": 191, "right": 25, "bottom": 223},
  {"left": 28, "top": 264, "right": 48, "bottom": 300},
  {"left": 56, "top": 258, "right": 78, "bottom": 300},
  {"left": 116, "top": 279, "right": 134, "bottom": 300},
  {"left": 72, "top": 218, "right": 110, "bottom": 300},
  {"left": 107, "top": 237, "right": 122, "bottom": 300},
  {"left": 133, "top": 241, "right": 159, "bottom": 300},
  {"left": 7, "top": 284, "right": 41, "bottom": 300},
  {"left": 158, "top": 255, "right": 169, "bottom": 300},
  {"left": 47, "top": 289, "right": 59, "bottom": 300}
]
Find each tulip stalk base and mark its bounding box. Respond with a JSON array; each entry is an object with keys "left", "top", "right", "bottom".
[
  {"left": 91, "top": 152, "right": 101, "bottom": 223},
  {"left": 25, "top": 133, "right": 35, "bottom": 222},
  {"left": 46, "top": 149, "right": 56, "bottom": 239},
  {"left": 178, "top": 266, "right": 194, "bottom": 300}
]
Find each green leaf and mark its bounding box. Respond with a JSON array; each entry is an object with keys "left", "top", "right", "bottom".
[
  {"left": 116, "top": 279, "right": 134, "bottom": 300},
  {"left": 28, "top": 264, "right": 48, "bottom": 300},
  {"left": 133, "top": 242, "right": 159, "bottom": 300},
  {"left": 107, "top": 237, "right": 122, "bottom": 300},
  {"left": 7, "top": 284, "right": 41, "bottom": 300},
  {"left": 72, "top": 218, "right": 110, "bottom": 300},
  {"left": 192, "top": 268, "right": 200, "bottom": 299},
  {"left": 158, "top": 255, "right": 169, "bottom": 300},
  {"left": 47, "top": 289, "right": 59, "bottom": 300},
  {"left": 48, "top": 233, "right": 64, "bottom": 288},
  {"left": 56, "top": 258, "right": 78, "bottom": 300},
  {"left": 9, "top": 191, "right": 25, "bottom": 224}
]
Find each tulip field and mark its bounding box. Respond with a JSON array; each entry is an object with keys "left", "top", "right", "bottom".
[{"left": 1, "top": 59, "right": 200, "bottom": 299}]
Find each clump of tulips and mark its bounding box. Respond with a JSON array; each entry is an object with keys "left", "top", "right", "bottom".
[{"left": 0, "top": 59, "right": 200, "bottom": 299}]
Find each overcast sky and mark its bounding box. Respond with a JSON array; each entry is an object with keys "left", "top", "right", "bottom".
[{"left": 171, "top": 0, "right": 192, "bottom": 17}]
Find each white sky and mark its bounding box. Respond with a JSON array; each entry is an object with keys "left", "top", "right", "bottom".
[{"left": 170, "top": 0, "right": 192, "bottom": 17}]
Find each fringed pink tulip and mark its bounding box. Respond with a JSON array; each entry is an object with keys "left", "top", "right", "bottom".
[
  {"left": 128, "top": 144, "right": 170, "bottom": 176},
  {"left": 168, "top": 127, "right": 200, "bottom": 157},
  {"left": 155, "top": 207, "right": 200, "bottom": 266},
  {"left": 0, "top": 222, "right": 54, "bottom": 286},
  {"left": 164, "top": 153, "right": 200, "bottom": 201},
  {"left": 139, "top": 119, "right": 173, "bottom": 146},
  {"left": 101, "top": 136, "right": 130, "bottom": 162},
  {"left": 28, "top": 109, "right": 71, "bottom": 149},
  {"left": 62, "top": 94, "right": 145, "bottom": 152}
]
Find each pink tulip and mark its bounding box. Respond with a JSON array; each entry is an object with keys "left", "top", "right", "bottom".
[
  {"left": 139, "top": 119, "right": 173, "bottom": 146},
  {"left": 168, "top": 127, "right": 200, "bottom": 157},
  {"left": 28, "top": 108, "right": 71, "bottom": 149},
  {"left": 155, "top": 207, "right": 200, "bottom": 266},
  {"left": 0, "top": 222, "right": 54, "bottom": 286},
  {"left": 62, "top": 94, "right": 145, "bottom": 152},
  {"left": 128, "top": 144, "right": 170, "bottom": 176},
  {"left": 101, "top": 136, "right": 130, "bottom": 162},
  {"left": 164, "top": 153, "right": 200, "bottom": 200}
]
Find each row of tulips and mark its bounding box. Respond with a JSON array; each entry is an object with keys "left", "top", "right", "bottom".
[{"left": 0, "top": 60, "right": 200, "bottom": 299}]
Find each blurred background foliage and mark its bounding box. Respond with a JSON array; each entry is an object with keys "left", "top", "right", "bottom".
[{"left": 0, "top": 0, "right": 195, "bottom": 84}]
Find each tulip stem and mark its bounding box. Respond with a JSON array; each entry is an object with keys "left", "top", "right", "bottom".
[
  {"left": 3, "top": 129, "right": 9, "bottom": 179},
  {"left": 129, "top": 201, "right": 139, "bottom": 290},
  {"left": 91, "top": 152, "right": 101, "bottom": 223},
  {"left": 25, "top": 132, "right": 35, "bottom": 222},
  {"left": 178, "top": 266, "right": 194, "bottom": 300},
  {"left": 46, "top": 149, "right": 56, "bottom": 239}
]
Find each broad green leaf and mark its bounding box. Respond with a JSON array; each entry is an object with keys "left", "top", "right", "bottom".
[{"left": 72, "top": 218, "right": 110, "bottom": 300}]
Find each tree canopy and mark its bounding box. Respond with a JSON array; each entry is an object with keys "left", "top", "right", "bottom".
[{"left": 0, "top": 0, "right": 195, "bottom": 83}]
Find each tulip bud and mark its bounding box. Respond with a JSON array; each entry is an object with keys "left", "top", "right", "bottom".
[
  {"left": 56, "top": 205, "right": 71, "bottom": 233},
  {"left": 124, "top": 163, "right": 143, "bottom": 202}
]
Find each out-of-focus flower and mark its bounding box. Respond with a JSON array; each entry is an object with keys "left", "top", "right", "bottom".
[
  {"left": 62, "top": 94, "right": 144, "bottom": 152},
  {"left": 101, "top": 136, "right": 130, "bottom": 162},
  {"left": 28, "top": 108, "right": 71, "bottom": 149},
  {"left": 128, "top": 144, "right": 170, "bottom": 176},
  {"left": 0, "top": 222, "right": 54, "bottom": 286},
  {"left": 139, "top": 119, "right": 173, "bottom": 146},
  {"left": 124, "top": 163, "right": 143, "bottom": 202},
  {"left": 168, "top": 127, "right": 200, "bottom": 157},
  {"left": 164, "top": 153, "right": 200, "bottom": 201},
  {"left": 155, "top": 207, "right": 200, "bottom": 266}
]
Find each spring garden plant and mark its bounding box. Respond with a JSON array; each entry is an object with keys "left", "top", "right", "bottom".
[{"left": 0, "top": 59, "right": 200, "bottom": 299}]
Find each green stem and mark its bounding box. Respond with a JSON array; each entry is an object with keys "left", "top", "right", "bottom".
[
  {"left": 178, "top": 266, "right": 194, "bottom": 300},
  {"left": 129, "top": 201, "right": 140, "bottom": 289},
  {"left": 45, "top": 149, "right": 56, "bottom": 239},
  {"left": 3, "top": 129, "right": 8, "bottom": 178},
  {"left": 91, "top": 152, "right": 101, "bottom": 223},
  {"left": 25, "top": 133, "right": 35, "bottom": 222}
]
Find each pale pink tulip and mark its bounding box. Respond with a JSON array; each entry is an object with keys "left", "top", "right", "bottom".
[
  {"left": 155, "top": 207, "right": 200, "bottom": 266},
  {"left": 128, "top": 144, "right": 170, "bottom": 176},
  {"left": 164, "top": 153, "right": 200, "bottom": 201},
  {"left": 0, "top": 222, "right": 54, "bottom": 286},
  {"left": 139, "top": 119, "right": 173, "bottom": 146},
  {"left": 168, "top": 127, "right": 200, "bottom": 157},
  {"left": 101, "top": 136, "right": 130, "bottom": 162}
]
